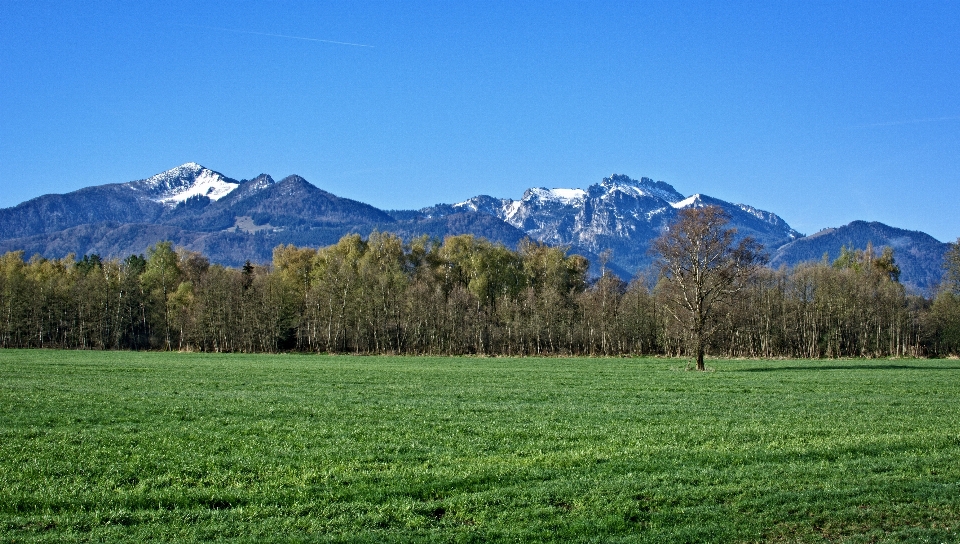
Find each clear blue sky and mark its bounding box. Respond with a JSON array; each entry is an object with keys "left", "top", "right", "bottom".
[{"left": 2, "top": 1, "right": 958, "bottom": 242}]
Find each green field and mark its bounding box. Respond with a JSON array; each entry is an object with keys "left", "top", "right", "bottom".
[{"left": 1, "top": 351, "right": 959, "bottom": 543}]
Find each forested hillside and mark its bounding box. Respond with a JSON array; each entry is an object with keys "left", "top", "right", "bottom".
[
  {"left": 770, "top": 221, "right": 951, "bottom": 293},
  {"left": 1, "top": 233, "right": 957, "bottom": 357}
]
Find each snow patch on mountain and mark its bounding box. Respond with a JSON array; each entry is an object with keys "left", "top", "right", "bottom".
[
  {"left": 543, "top": 187, "right": 587, "bottom": 203},
  {"left": 243, "top": 174, "right": 275, "bottom": 193},
  {"left": 736, "top": 203, "right": 767, "bottom": 220},
  {"left": 454, "top": 199, "right": 493, "bottom": 213},
  {"left": 503, "top": 200, "right": 523, "bottom": 220},
  {"left": 155, "top": 170, "right": 238, "bottom": 205},
  {"left": 645, "top": 207, "right": 670, "bottom": 221},
  {"left": 522, "top": 187, "right": 588, "bottom": 205},
  {"left": 671, "top": 194, "right": 703, "bottom": 208},
  {"left": 129, "top": 163, "right": 239, "bottom": 206}
]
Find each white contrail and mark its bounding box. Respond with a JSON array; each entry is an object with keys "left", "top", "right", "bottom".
[
  {"left": 853, "top": 115, "right": 960, "bottom": 128},
  {"left": 180, "top": 23, "right": 374, "bottom": 48}
]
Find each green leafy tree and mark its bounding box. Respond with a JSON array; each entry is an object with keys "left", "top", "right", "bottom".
[
  {"left": 519, "top": 239, "right": 588, "bottom": 354},
  {"left": 357, "top": 231, "right": 408, "bottom": 352},
  {"left": 272, "top": 244, "right": 318, "bottom": 350},
  {"left": 118, "top": 254, "right": 148, "bottom": 349},
  {"left": 141, "top": 242, "right": 182, "bottom": 350},
  {"left": 833, "top": 243, "right": 900, "bottom": 283},
  {"left": 307, "top": 235, "right": 364, "bottom": 352}
]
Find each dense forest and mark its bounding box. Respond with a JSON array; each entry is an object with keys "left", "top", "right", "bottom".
[{"left": 0, "top": 231, "right": 958, "bottom": 358}]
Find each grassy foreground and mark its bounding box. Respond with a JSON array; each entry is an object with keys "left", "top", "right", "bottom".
[{"left": 1, "top": 351, "right": 959, "bottom": 543}]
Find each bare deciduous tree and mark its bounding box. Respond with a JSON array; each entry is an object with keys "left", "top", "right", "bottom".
[{"left": 652, "top": 206, "right": 767, "bottom": 370}]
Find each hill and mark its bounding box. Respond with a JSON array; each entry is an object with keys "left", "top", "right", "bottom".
[{"left": 770, "top": 221, "right": 950, "bottom": 293}]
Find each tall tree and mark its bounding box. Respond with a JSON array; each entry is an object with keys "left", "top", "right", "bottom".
[
  {"left": 0, "top": 251, "right": 28, "bottom": 347},
  {"left": 931, "top": 238, "right": 960, "bottom": 355},
  {"left": 652, "top": 206, "right": 767, "bottom": 370},
  {"left": 142, "top": 242, "right": 182, "bottom": 350},
  {"left": 944, "top": 238, "right": 960, "bottom": 295}
]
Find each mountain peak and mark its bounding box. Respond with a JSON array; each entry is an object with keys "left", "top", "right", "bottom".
[
  {"left": 595, "top": 174, "right": 685, "bottom": 203},
  {"left": 151, "top": 162, "right": 206, "bottom": 178},
  {"left": 521, "top": 187, "right": 587, "bottom": 205},
  {"left": 278, "top": 174, "right": 309, "bottom": 184},
  {"left": 671, "top": 194, "right": 707, "bottom": 208},
  {"left": 600, "top": 173, "right": 638, "bottom": 187},
  {"left": 128, "top": 163, "right": 239, "bottom": 206}
]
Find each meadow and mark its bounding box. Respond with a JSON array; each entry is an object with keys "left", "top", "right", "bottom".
[{"left": 1, "top": 350, "right": 959, "bottom": 543}]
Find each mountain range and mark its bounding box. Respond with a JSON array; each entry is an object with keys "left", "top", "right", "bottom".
[{"left": 0, "top": 163, "right": 951, "bottom": 293}]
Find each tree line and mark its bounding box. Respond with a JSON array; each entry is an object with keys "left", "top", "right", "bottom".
[{"left": 0, "top": 227, "right": 958, "bottom": 358}]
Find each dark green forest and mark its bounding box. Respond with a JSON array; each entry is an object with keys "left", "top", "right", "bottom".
[{"left": 1, "top": 232, "right": 958, "bottom": 357}]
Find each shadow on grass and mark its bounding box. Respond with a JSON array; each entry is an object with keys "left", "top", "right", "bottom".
[{"left": 735, "top": 364, "right": 960, "bottom": 372}]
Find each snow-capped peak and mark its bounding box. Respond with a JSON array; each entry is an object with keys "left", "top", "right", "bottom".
[
  {"left": 523, "top": 187, "right": 587, "bottom": 205},
  {"left": 595, "top": 174, "right": 686, "bottom": 203},
  {"left": 671, "top": 194, "right": 705, "bottom": 209},
  {"left": 128, "top": 163, "right": 239, "bottom": 206}
]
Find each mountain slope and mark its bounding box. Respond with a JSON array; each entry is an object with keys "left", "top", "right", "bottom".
[
  {"left": 0, "top": 185, "right": 166, "bottom": 239},
  {"left": 161, "top": 174, "right": 397, "bottom": 232},
  {"left": 0, "top": 163, "right": 236, "bottom": 240},
  {"left": 219, "top": 174, "right": 396, "bottom": 228},
  {"left": 770, "top": 221, "right": 950, "bottom": 293}
]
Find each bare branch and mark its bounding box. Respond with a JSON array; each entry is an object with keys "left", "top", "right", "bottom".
[{"left": 651, "top": 206, "right": 767, "bottom": 370}]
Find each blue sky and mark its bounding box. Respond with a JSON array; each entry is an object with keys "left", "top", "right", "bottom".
[{"left": 2, "top": 1, "right": 958, "bottom": 242}]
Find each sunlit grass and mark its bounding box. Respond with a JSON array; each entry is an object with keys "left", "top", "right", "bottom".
[{"left": 1, "top": 350, "right": 959, "bottom": 542}]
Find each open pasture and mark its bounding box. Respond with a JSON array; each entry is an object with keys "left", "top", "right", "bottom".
[{"left": 1, "top": 350, "right": 959, "bottom": 542}]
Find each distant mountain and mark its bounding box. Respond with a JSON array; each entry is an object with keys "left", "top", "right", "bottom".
[
  {"left": 0, "top": 184, "right": 164, "bottom": 239},
  {"left": 0, "top": 163, "right": 235, "bottom": 239},
  {"left": 415, "top": 174, "right": 801, "bottom": 273},
  {"left": 0, "top": 164, "right": 534, "bottom": 267},
  {"left": 770, "top": 221, "right": 950, "bottom": 293},
  {"left": 161, "top": 173, "right": 397, "bottom": 232},
  {"left": 0, "top": 164, "right": 951, "bottom": 291}
]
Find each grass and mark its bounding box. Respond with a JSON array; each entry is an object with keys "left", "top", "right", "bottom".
[{"left": 1, "top": 351, "right": 959, "bottom": 542}]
